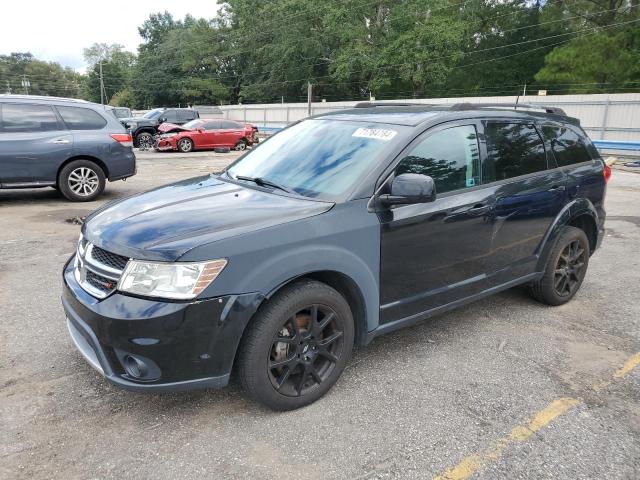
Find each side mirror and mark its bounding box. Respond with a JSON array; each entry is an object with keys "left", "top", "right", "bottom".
[
  {"left": 379, "top": 173, "right": 436, "bottom": 206},
  {"left": 159, "top": 117, "right": 167, "bottom": 123},
  {"left": 197, "top": 128, "right": 205, "bottom": 133}
]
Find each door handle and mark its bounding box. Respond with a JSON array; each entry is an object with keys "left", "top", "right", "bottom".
[
  {"left": 547, "top": 185, "right": 566, "bottom": 193},
  {"left": 53, "top": 139, "right": 71, "bottom": 144},
  {"left": 466, "top": 204, "right": 491, "bottom": 216}
]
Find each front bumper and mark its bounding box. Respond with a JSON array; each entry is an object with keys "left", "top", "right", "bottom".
[
  {"left": 155, "top": 138, "right": 176, "bottom": 151},
  {"left": 62, "top": 256, "right": 263, "bottom": 392}
]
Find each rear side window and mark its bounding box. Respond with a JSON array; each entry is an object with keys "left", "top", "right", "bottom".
[
  {"left": 57, "top": 106, "right": 107, "bottom": 130},
  {"left": 0, "top": 103, "right": 59, "bottom": 132},
  {"left": 395, "top": 125, "right": 481, "bottom": 194},
  {"left": 483, "top": 123, "right": 547, "bottom": 182},
  {"left": 221, "top": 120, "right": 242, "bottom": 129},
  {"left": 541, "top": 125, "right": 592, "bottom": 167}
]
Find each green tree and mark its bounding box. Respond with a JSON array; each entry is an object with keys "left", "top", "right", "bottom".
[
  {"left": 0, "top": 52, "right": 84, "bottom": 97},
  {"left": 83, "top": 43, "right": 136, "bottom": 103}
]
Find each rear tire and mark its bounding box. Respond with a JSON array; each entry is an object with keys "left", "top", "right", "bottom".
[
  {"left": 234, "top": 139, "right": 247, "bottom": 151},
  {"left": 58, "top": 160, "right": 105, "bottom": 202},
  {"left": 237, "top": 280, "right": 354, "bottom": 411},
  {"left": 528, "top": 226, "right": 590, "bottom": 306}
]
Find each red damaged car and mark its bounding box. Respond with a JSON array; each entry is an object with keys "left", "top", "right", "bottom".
[{"left": 156, "top": 119, "right": 258, "bottom": 152}]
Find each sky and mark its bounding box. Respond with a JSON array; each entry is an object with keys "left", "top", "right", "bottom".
[{"left": 0, "top": 0, "right": 220, "bottom": 71}]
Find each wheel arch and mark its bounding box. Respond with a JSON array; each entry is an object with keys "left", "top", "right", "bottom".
[
  {"left": 536, "top": 198, "right": 600, "bottom": 271},
  {"left": 56, "top": 156, "right": 109, "bottom": 185},
  {"left": 263, "top": 270, "right": 369, "bottom": 346}
]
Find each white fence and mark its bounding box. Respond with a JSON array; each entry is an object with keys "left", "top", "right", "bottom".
[{"left": 220, "top": 93, "right": 640, "bottom": 142}]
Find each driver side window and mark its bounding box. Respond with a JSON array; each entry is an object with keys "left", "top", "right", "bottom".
[{"left": 395, "top": 125, "right": 480, "bottom": 194}]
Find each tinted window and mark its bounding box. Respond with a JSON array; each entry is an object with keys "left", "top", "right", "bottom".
[
  {"left": 483, "top": 123, "right": 547, "bottom": 182},
  {"left": 203, "top": 121, "right": 220, "bottom": 130},
  {"left": 395, "top": 125, "right": 480, "bottom": 194},
  {"left": 542, "top": 125, "right": 591, "bottom": 167},
  {"left": 221, "top": 120, "right": 242, "bottom": 129},
  {"left": 163, "top": 110, "right": 179, "bottom": 123},
  {"left": 143, "top": 109, "right": 163, "bottom": 119},
  {"left": 57, "top": 106, "right": 107, "bottom": 130},
  {"left": 1, "top": 103, "right": 59, "bottom": 132},
  {"left": 178, "top": 110, "right": 197, "bottom": 122}
]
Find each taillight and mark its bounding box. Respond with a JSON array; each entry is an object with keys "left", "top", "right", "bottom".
[
  {"left": 111, "top": 133, "right": 133, "bottom": 148},
  {"left": 603, "top": 163, "right": 612, "bottom": 183}
]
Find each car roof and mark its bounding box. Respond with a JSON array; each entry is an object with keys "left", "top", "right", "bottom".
[
  {"left": 313, "top": 103, "right": 577, "bottom": 127},
  {"left": 0, "top": 94, "right": 91, "bottom": 105}
]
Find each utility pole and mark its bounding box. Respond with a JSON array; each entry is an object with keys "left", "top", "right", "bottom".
[
  {"left": 522, "top": 83, "right": 527, "bottom": 97},
  {"left": 99, "top": 61, "right": 105, "bottom": 105},
  {"left": 307, "top": 82, "right": 313, "bottom": 116},
  {"left": 21, "top": 75, "right": 30, "bottom": 94}
]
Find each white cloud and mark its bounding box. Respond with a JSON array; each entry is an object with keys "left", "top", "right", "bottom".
[{"left": 0, "top": 0, "right": 221, "bottom": 71}]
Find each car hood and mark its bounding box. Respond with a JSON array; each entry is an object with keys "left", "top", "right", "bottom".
[
  {"left": 82, "top": 175, "right": 333, "bottom": 261},
  {"left": 157, "top": 122, "right": 189, "bottom": 133}
]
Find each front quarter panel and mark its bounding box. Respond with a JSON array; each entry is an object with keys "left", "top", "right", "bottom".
[{"left": 179, "top": 199, "right": 382, "bottom": 332}]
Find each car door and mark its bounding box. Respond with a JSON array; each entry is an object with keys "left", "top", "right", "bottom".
[
  {"left": 200, "top": 121, "right": 221, "bottom": 147},
  {"left": 478, "top": 120, "right": 567, "bottom": 284},
  {"left": 378, "top": 121, "right": 495, "bottom": 323},
  {"left": 0, "top": 102, "right": 73, "bottom": 185}
]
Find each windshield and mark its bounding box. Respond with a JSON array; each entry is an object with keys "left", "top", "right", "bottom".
[
  {"left": 143, "top": 109, "right": 163, "bottom": 119},
  {"left": 183, "top": 119, "right": 204, "bottom": 129},
  {"left": 227, "top": 119, "right": 406, "bottom": 201}
]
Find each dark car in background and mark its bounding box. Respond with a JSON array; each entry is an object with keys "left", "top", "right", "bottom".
[
  {"left": 106, "top": 106, "right": 132, "bottom": 120},
  {"left": 156, "top": 118, "right": 258, "bottom": 152},
  {"left": 120, "top": 107, "right": 199, "bottom": 147},
  {"left": 62, "top": 103, "right": 608, "bottom": 410},
  {"left": 0, "top": 95, "right": 136, "bottom": 201}
]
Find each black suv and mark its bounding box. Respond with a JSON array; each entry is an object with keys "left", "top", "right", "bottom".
[
  {"left": 120, "top": 107, "right": 199, "bottom": 147},
  {"left": 62, "top": 103, "right": 608, "bottom": 410},
  {"left": 0, "top": 95, "right": 136, "bottom": 201}
]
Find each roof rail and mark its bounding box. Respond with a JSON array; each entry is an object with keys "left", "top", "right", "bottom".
[
  {"left": 450, "top": 102, "right": 566, "bottom": 116},
  {"left": 354, "top": 101, "right": 435, "bottom": 108}
]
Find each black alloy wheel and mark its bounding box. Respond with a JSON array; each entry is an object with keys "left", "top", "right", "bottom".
[
  {"left": 528, "top": 226, "right": 590, "bottom": 306},
  {"left": 553, "top": 239, "right": 586, "bottom": 297},
  {"left": 237, "top": 280, "right": 354, "bottom": 410},
  {"left": 268, "top": 304, "right": 344, "bottom": 397}
]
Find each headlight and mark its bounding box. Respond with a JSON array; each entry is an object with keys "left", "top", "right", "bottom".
[{"left": 118, "top": 259, "right": 227, "bottom": 300}]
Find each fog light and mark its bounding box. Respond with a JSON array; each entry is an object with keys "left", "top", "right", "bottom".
[{"left": 123, "top": 355, "right": 148, "bottom": 379}]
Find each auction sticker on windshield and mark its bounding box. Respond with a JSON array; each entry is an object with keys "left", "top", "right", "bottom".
[{"left": 352, "top": 127, "right": 397, "bottom": 141}]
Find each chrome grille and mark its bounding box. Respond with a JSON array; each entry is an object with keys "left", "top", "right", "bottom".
[{"left": 74, "top": 239, "right": 129, "bottom": 299}]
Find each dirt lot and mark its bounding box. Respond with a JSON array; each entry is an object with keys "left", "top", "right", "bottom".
[{"left": 1, "top": 151, "right": 639, "bottom": 479}]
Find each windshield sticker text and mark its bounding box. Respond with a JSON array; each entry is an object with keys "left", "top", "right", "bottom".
[{"left": 352, "top": 128, "right": 397, "bottom": 141}]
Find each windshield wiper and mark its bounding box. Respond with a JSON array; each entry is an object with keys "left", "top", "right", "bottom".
[{"left": 233, "top": 175, "right": 296, "bottom": 194}]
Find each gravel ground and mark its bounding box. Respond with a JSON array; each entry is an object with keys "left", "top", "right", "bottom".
[{"left": 1, "top": 151, "right": 638, "bottom": 480}]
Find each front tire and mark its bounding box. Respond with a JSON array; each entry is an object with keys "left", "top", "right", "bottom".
[
  {"left": 177, "top": 138, "right": 194, "bottom": 152},
  {"left": 135, "top": 132, "right": 153, "bottom": 149},
  {"left": 237, "top": 280, "right": 354, "bottom": 411},
  {"left": 58, "top": 160, "right": 105, "bottom": 202},
  {"left": 528, "top": 226, "right": 590, "bottom": 306}
]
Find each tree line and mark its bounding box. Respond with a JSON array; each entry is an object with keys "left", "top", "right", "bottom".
[{"left": 2, "top": 0, "right": 639, "bottom": 108}]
